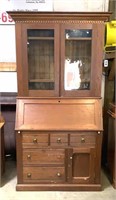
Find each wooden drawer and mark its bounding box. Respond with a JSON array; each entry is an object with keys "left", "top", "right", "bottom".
[
  {"left": 23, "top": 149, "right": 65, "bottom": 164},
  {"left": 50, "top": 133, "right": 68, "bottom": 146},
  {"left": 23, "top": 166, "right": 65, "bottom": 183},
  {"left": 22, "top": 132, "right": 48, "bottom": 147},
  {"left": 70, "top": 132, "right": 96, "bottom": 147}
]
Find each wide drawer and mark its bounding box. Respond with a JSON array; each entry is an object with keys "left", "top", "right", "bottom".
[
  {"left": 70, "top": 132, "right": 96, "bottom": 147},
  {"left": 23, "top": 149, "right": 65, "bottom": 164},
  {"left": 22, "top": 132, "right": 48, "bottom": 147},
  {"left": 23, "top": 166, "right": 65, "bottom": 183}
]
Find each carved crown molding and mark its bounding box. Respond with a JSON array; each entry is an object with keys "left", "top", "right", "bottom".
[{"left": 7, "top": 11, "right": 111, "bottom": 23}]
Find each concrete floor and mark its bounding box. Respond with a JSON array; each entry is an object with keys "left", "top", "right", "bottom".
[{"left": 0, "top": 160, "right": 116, "bottom": 200}]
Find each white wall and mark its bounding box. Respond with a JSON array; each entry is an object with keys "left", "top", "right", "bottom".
[
  {"left": 0, "top": 72, "right": 17, "bottom": 92},
  {"left": 0, "top": 0, "right": 53, "bottom": 93},
  {"left": 0, "top": 25, "right": 16, "bottom": 62}
]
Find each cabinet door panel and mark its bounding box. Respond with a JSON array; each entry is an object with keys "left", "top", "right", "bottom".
[
  {"left": 68, "top": 148, "right": 96, "bottom": 184},
  {"left": 60, "top": 23, "right": 104, "bottom": 97},
  {"left": 19, "top": 23, "right": 60, "bottom": 97}
]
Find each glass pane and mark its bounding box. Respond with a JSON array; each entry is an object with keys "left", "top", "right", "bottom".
[
  {"left": 27, "top": 29, "right": 54, "bottom": 90},
  {"left": 65, "top": 29, "right": 92, "bottom": 38},
  {"left": 64, "top": 29, "right": 92, "bottom": 91}
]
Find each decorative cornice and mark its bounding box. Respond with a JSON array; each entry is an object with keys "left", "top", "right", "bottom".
[
  {"left": 7, "top": 11, "right": 111, "bottom": 23},
  {"left": 15, "top": 20, "right": 104, "bottom": 24}
]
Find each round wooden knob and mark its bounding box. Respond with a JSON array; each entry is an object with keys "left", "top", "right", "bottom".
[
  {"left": 57, "top": 172, "right": 61, "bottom": 177},
  {"left": 33, "top": 138, "right": 37, "bottom": 143},
  {"left": 18, "top": 131, "right": 21, "bottom": 134},
  {"left": 27, "top": 154, "right": 31, "bottom": 159},
  {"left": 57, "top": 138, "right": 61, "bottom": 143},
  {"left": 81, "top": 137, "right": 85, "bottom": 143},
  {"left": 27, "top": 173, "right": 31, "bottom": 178}
]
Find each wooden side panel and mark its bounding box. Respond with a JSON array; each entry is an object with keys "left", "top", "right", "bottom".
[
  {"left": 15, "top": 98, "right": 103, "bottom": 131},
  {"left": 0, "top": 123, "right": 5, "bottom": 187}
]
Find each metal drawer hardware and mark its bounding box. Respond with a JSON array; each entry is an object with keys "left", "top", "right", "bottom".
[
  {"left": 27, "top": 155, "right": 31, "bottom": 159},
  {"left": 27, "top": 173, "right": 31, "bottom": 178},
  {"left": 57, "top": 172, "right": 61, "bottom": 177},
  {"left": 70, "top": 156, "right": 72, "bottom": 160},
  {"left": 98, "top": 131, "right": 101, "bottom": 134},
  {"left": 57, "top": 138, "right": 61, "bottom": 143},
  {"left": 81, "top": 137, "right": 85, "bottom": 143},
  {"left": 18, "top": 131, "right": 21, "bottom": 134},
  {"left": 33, "top": 138, "right": 38, "bottom": 143}
]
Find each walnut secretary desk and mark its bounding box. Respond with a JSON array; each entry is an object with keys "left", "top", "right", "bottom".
[{"left": 8, "top": 11, "right": 110, "bottom": 191}]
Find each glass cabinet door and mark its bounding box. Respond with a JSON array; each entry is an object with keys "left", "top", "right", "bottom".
[
  {"left": 60, "top": 24, "right": 100, "bottom": 97},
  {"left": 28, "top": 29, "right": 54, "bottom": 90},
  {"left": 64, "top": 29, "right": 92, "bottom": 91},
  {"left": 20, "top": 23, "right": 103, "bottom": 97},
  {"left": 22, "top": 24, "right": 59, "bottom": 96}
]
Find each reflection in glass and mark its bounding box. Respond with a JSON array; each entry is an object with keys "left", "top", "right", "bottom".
[
  {"left": 27, "top": 29, "right": 54, "bottom": 90},
  {"left": 65, "top": 29, "right": 92, "bottom": 91},
  {"left": 65, "top": 29, "right": 92, "bottom": 38},
  {"left": 65, "top": 59, "right": 82, "bottom": 90}
]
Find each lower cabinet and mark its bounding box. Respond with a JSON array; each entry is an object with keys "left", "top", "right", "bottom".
[
  {"left": 68, "top": 148, "right": 96, "bottom": 184},
  {"left": 16, "top": 131, "right": 102, "bottom": 191}
]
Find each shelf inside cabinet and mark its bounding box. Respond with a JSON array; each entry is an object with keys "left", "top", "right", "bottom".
[
  {"left": 29, "top": 79, "right": 54, "bottom": 83},
  {"left": 28, "top": 37, "right": 54, "bottom": 40},
  {"left": 66, "top": 37, "right": 92, "bottom": 40}
]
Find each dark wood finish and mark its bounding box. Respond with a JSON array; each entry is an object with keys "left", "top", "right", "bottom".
[
  {"left": 0, "top": 92, "right": 17, "bottom": 105},
  {"left": 109, "top": 0, "right": 116, "bottom": 20},
  {"left": 0, "top": 115, "right": 5, "bottom": 187},
  {"left": 106, "top": 103, "right": 116, "bottom": 189},
  {"left": 0, "top": 93, "right": 16, "bottom": 158},
  {"left": 102, "top": 52, "right": 115, "bottom": 170},
  {"left": 7, "top": 12, "right": 110, "bottom": 191}
]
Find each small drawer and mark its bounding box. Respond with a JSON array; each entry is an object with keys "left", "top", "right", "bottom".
[
  {"left": 23, "top": 166, "right": 65, "bottom": 183},
  {"left": 50, "top": 133, "right": 68, "bottom": 146},
  {"left": 23, "top": 149, "right": 65, "bottom": 165},
  {"left": 70, "top": 133, "right": 96, "bottom": 147},
  {"left": 22, "top": 132, "right": 48, "bottom": 147}
]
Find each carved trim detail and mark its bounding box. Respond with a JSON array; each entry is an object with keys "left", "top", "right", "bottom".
[{"left": 16, "top": 20, "right": 104, "bottom": 24}]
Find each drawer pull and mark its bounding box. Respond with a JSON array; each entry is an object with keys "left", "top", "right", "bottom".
[
  {"left": 70, "top": 156, "right": 72, "bottom": 160},
  {"left": 18, "top": 131, "right": 21, "bottom": 134},
  {"left": 27, "top": 154, "right": 31, "bottom": 159},
  {"left": 57, "top": 172, "right": 61, "bottom": 177},
  {"left": 33, "top": 138, "right": 37, "bottom": 143},
  {"left": 81, "top": 137, "right": 85, "bottom": 143},
  {"left": 57, "top": 138, "right": 61, "bottom": 143},
  {"left": 27, "top": 173, "right": 31, "bottom": 178}
]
